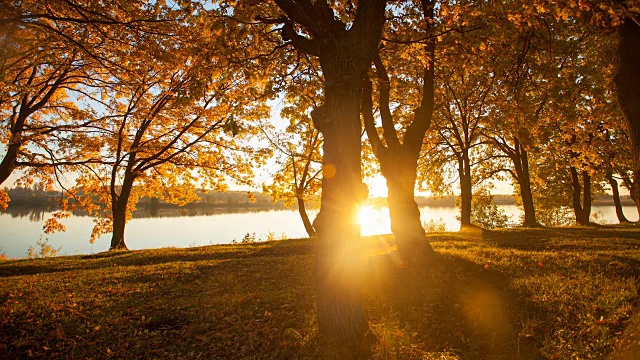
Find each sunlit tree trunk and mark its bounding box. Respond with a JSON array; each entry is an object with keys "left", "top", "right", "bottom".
[
  {"left": 606, "top": 170, "right": 629, "bottom": 223},
  {"left": 271, "top": 0, "right": 385, "bottom": 347},
  {"left": 312, "top": 80, "right": 367, "bottom": 344}
]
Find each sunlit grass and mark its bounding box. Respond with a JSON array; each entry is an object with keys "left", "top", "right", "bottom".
[{"left": 0, "top": 227, "right": 639, "bottom": 358}]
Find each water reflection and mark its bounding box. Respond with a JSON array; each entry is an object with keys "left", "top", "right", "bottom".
[
  {"left": 3, "top": 203, "right": 290, "bottom": 223},
  {"left": 134, "top": 204, "right": 291, "bottom": 219},
  {"left": 4, "top": 205, "right": 53, "bottom": 222},
  {"left": 1, "top": 203, "right": 637, "bottom": 259}
]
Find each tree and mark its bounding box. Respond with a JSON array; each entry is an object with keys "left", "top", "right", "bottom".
[
  {"left": 52, "top": 5, "right": 270, "bottom": 251},
  {"left": 241, "top": 0, "right": 387, "bottom": 346},
  {"left": 612, "top": 8, "right": 640, "bottom": 218},
  {"left": 262, "top": 58, "right": 324, "bottom": 238},
  {"left": 0, "top": 0, "right": 193, "bottom": 209},
  {"left": 425, "top": 25, "right": 497, "bottom": 229},
  {"left": 361, "top": 0, "right": 436, "bottom": 261},
  {"left": 262, "top": 119, "right": 322, "bottom": 238}
]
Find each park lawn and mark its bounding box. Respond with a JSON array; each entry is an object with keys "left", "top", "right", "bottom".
[{"left": 0, "top": 226, "right": 639, "bottom": 359}]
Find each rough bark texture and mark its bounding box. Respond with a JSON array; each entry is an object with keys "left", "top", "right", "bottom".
[
  {"left": 606, "top": 171, "right": 629, "bottom": 223},
  {"left": 312, "top": 81, "right": 368, "bottom": 345},
  {"left": 614, "top": 19, "right": 640, "bottom": 214},
  {"left": 297, "top": 197, "right": 316, "bottom": 237}
]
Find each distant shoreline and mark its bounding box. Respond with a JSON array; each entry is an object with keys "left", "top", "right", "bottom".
[{"left": 3, "top": 187, "right": 636, "bottom": 214}]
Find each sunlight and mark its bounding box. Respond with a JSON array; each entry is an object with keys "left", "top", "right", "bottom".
[
  {"left": 366, "top": 175, "right": 388, "bottom": 198},
  {"left": 358, "top": 205, "right": 391, "bottom": 236}
]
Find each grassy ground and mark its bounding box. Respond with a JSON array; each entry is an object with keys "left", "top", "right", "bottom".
[{"left": 1, "top": 226, "right": 639, "bottom": 359}]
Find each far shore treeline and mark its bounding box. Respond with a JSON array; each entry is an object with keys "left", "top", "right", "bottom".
[{"left": 3, "top": 186, "right": 635, "bottom": 213}]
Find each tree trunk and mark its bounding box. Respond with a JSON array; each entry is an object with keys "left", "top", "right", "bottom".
[
  {"left": 0, "top": 141, "right": 20, "bottom": 186},
  {"left": 570, "top": 166, "right": 589, "bottom": 225},
  {"left": 312, "top": 80, "right": 368, "bottom": 346},
  {"left": 517, "top": 146, "right": 539, "bottom": 227},
  {"left": 297, "top": 196, "right": 316, "bottom": 237},
  {"left": 272, "top": 0, "right": 386, "bottom": 348},
  {"left": 582, "top": 171, "right": 592, "bottom": 224},
  {"left": 630, "top": 172, "right": 640, "bottom": 219},
  {"left": 606, "top": 170, "right": 629, "bottom": 223},
  {"left": 109, "top": 174, "right": 134, "bottom": 251},
  {"left": 458, "top": 151, "right": 472, "bottom": 228},
  {"left": 383, "top": 152, "right": 435, "bottom": 261},
  {"left": 614, "top": 20, "right": 640, "bottom": 193}
]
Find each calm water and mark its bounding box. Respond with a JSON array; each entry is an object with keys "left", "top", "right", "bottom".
[{"left": 1, "top": 205, "right": 637, "bottom": 258}]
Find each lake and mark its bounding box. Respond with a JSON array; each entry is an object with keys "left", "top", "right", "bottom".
[{"left": 1, "top": 205, "right": 637, "bottom": 258}]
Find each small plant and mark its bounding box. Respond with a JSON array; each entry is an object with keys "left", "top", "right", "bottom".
[
  {"left": 265, "top": 232, "right": 289, "bottom": 242},
  {"left": 237, "top": 232, "right": 257, "bottom": 244},
  {"left": 0, "top": 247, "right": 8, "bottom": 261},
  {"left": 423, "top": 218, "right": 446, "bottom": 232},
  {"left": 27, "top": 237, "right": 61, "bottom": 259}
]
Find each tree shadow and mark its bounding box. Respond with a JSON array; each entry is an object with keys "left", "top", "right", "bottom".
[{"left": 363, "top": 251, "right": 543, "bottom": 359}]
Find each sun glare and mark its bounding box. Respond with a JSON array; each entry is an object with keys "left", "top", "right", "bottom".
[
  {"left": 366, "top": 175, "right": 388, "bottom": 198},
  {"left": 358, "top": 205, "right": 391, "bottom": 236}
]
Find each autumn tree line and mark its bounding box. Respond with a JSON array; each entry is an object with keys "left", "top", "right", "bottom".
[{"left": 2, "top": 0, "right": 640, "bottom": 350}]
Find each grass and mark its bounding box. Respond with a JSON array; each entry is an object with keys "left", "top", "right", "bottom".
[{"left": 0, "top": 226, "right": 639, "bottom": 359}]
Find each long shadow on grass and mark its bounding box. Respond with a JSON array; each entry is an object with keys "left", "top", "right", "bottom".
[{"left": 363, "top": 251, "right": 544, "bottom": 359}]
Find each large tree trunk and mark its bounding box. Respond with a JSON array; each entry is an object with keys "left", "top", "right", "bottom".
[
  {"left": 614, "top": 19, "right": 640, "bottom": 213},
  {"left": 312, "top": 80, "right": 368, "bottom": 345},
  {"left": 516, "top": 146, "right": 539, "bottom": 227},
  {"left": 606, "top": 170, "right": 629, "bottom": 223},
  {"left": 272, "top": 0, "right": 386, "bottom": 348},
  {"left": 458, "top": 151, "right": 473, "bottom": 228},
  {"left": 297, "top": 196, "right": 316, "bottom": 237},
  {"left": 383, "top": 151, "right": 435, "bottom": 261},
  {"left": 109, "top": 174, "right": 134, "bottom": 251}
]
